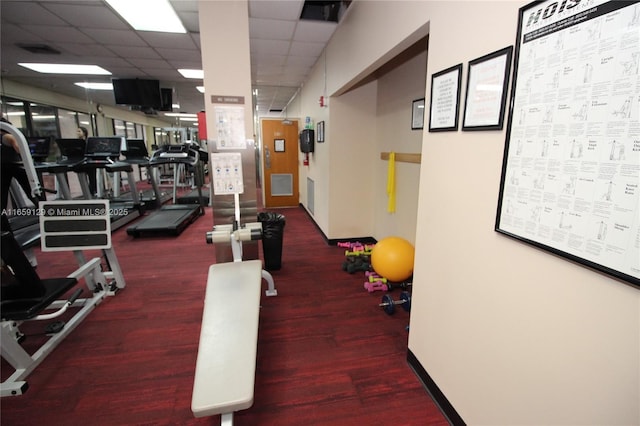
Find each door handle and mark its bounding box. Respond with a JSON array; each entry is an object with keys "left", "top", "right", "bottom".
[{"left": 265, "top": 147, "right": 271, "bottom": 169}]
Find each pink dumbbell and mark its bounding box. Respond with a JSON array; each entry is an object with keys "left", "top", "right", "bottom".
[{"left": 364, "top": 281, "right": 388, "bottom": 293}]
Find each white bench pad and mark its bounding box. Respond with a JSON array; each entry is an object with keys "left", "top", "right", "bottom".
[{"left": 191, "top": 260, "right": 263, "bottom": 418}]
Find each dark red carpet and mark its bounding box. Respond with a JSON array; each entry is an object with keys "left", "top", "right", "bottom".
[{"left": 1, "top": 205, "right": 447, "bottom": 425}]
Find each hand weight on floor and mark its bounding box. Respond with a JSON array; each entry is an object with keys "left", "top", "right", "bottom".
[{"left": 379, "top": 291, "right": 411, "bottom": 315}]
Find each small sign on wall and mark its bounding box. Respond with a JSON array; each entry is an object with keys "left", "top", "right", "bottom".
[
  {"left": 211, "top": 95, "right": 244, "bottom": 104},
  {"left": 210, "top": 152, "right": 244, "bottom": 195}
]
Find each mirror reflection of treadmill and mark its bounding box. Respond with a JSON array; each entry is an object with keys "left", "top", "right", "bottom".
[
  {"left": 72, "top": 136, "right": 141, "bottom": 231},
  {"left": 126, "top": 144, "right": 206, "bottom": 237},
  {"left": 120, "top": 139, "right": 171, "bottom": 210}
]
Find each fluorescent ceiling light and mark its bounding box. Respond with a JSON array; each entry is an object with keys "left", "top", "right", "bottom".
[
  {"left": 19, "top": 63, "right": 111, "bottom": 75},
  {"left": 179, "top": 69, "right": 204, "bottom": 79},
  {"left": 177, "top": 117, "right": 198, "bottom": 122},
  {"left": 105, "top": 0, "right": 186, "bottom": 33},
  {"left": 164, "top": 112, "right": 197, "bottom": 118},
  {"left": 75, "top": 82, "right": 114, "bottom": 90},
  {"left": 196, "top": 86, "right": 205, "bottom": 93}
]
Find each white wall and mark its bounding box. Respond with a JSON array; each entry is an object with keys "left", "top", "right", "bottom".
[
  {"left": 297, "top": 1, "right": 639, "bottom": 424},
  {"left": 373, "top": 49, "right": 426, "bottom": 243}
]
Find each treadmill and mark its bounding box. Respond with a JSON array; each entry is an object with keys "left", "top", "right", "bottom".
[
  {"left": 175, "top": 144, "right": 210, "bottom": 205},
  {"left": 72, "top": 136, "right": 141, "bottom": 230},
  {"left": 121, "top": 139, "right": 170, "bottom": 209},
  {"left": 126, "top": 144, "right": 205, "bottom": 237}
]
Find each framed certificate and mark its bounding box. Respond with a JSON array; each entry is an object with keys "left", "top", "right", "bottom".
[
  {"left": 462, "top": 46, "right": 513, "bottom": 131},
  {"left": 429, "top": 63, "right": 462, "bottom": 132},
  {"left": 411, "top": 98, "right": 425, "bottom": 130}
]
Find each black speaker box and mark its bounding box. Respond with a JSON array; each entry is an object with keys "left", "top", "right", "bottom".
[
  {"left": 300, "top": 129, "right": 314, "bottom": 153},
  {"left": 159, "top": 88, "right": 173, "bottom": 111}
]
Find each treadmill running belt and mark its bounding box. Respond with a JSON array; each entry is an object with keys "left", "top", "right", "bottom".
[{"left": 126, "top": 205, "right": 200, "bottom": 237}]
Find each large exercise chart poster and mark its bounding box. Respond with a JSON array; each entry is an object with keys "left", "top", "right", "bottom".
[{"left": 496, "top": 0, "right": 640, "bottom": 287}]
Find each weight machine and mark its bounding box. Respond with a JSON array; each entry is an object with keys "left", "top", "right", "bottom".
[
  {"left": 205, "top": 152, "right": 277, "bottom": 296},
  {"left": 1, "top": 122, "right": 126, "bottom": 396}
]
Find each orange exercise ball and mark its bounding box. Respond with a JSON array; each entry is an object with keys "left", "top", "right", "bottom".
[{"left": 370, "top": 237, "right": 415, "bottom": 282}]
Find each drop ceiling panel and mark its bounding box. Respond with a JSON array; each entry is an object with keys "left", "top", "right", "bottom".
[
  {"left": 125, "top": 58, "right": 173, "bottom": 70},
  {"left": 1, "top": 23, "right": 44, "bottom": 44},
  {"left": 0, "top": 1, "right": 67, "bottom": 26},
  {"left": 249, "top": 0, "right": 303, "bottom": 21},
  {"left": 43, "top": 3, "right": 128, "bottom": 29},
  {"left": 62, "top": 43, "right": 118, "bottom": 57},
  {"left": 249, "top": 17, "right": 297, "bottom": 40},
  {"left": 286, "top": 55, "right": 318, "bottom": 68},
  {"left": 250, "top": 39, "right": 291, "bottom": 56},
  {"left": 251, "top": 54, "right": 287, "bottom": 67},
  {"left": 21, "top": 25, "right": 95, "bottom": 44},
  {"left": 289, "top": 41, "right": 327, "bottom": 57},
  {"left": 156, "top": 48, "right": 202, "bottom": 63},
  {"left": 293, "top": 20, "right": 337, "bottom": 43},
  {"left": 138, "top": 32, "right": 199, "bottom": 50},
  {"left": 81, "top": 29, "right": 147, "bottom": 46},
  {"left": 106, "top": 45, "right": 162, "bottom": 60}
]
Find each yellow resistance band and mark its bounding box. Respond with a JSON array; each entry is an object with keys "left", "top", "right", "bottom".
[{"left": 387, "top": 151, "right": 396, "bottom": 213}]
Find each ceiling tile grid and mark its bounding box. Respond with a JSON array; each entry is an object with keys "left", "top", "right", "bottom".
[{"left": 1, "top": 0, "right": 344, "bottom": 116}]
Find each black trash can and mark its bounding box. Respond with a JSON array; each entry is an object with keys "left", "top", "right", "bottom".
[{"left": 258, "top": 212, "right": 286, "bottom": 271}]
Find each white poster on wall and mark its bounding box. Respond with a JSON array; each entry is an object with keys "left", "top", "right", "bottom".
[
  {"left": 210, "top": 152, "right": 244, "bottom": 195},
  {"left": 214, "top": 106, "right": 246, "bottom": 149},
  {"left": 496, "top": 0, "right": 640, "bottom": 286}
]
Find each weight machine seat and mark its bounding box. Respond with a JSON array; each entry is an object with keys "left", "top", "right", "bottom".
[
  {"left": 1, "top": 226, "right": 78, "bottom": 321},
  {"left": 1, "top": 278, "right": 78, "bottom": 321}
]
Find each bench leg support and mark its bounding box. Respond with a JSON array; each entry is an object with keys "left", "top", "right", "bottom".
[
  {"left": 221, "top": 412, "right": 233, "bottom": 426},
  {"left": 262, "top": 270, "right": 277, "bottom": 297}
]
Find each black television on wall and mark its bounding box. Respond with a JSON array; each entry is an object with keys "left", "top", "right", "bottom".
[{"left": 112, "top": 78, "right": 162, "bottom": 108}]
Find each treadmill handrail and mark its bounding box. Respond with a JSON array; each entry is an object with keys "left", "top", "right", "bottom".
[{"left": 149, "top": 144, "right": 199, "bottom": 166}]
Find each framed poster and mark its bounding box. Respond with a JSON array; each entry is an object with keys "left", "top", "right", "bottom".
[
  {"left": 429, "top": 63, "right": 462, "bottom": 132},
  {"left": 462, "top": 46, "right": 513, "bottom": 130},
  {"left": 495, "top": 0, "right": 640, "bottom": 287},
  {"left": 317, "top": 121, "right": 325, "bottom": 142},
  {"left": 411, "top": 98, "right": 425, "bottom": 130},
  {"left": 275, "top": 139, "right": 285, "bottom": 152}
]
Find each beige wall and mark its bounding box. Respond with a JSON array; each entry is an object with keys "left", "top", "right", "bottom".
[
  {"left": 327, "top": 80, "right": 378, "bottom": 239},
  {"left": 373, "top": 50, "right": 426, "bottom": 243},
  {"left": 199, "top": 0, "right": 254, "bottom": 146},
  {"left": 297, "top": 5, "right": 428, "bottom": 243},
  {"left": 296, "top": 1, "right": 639, "bottom": 424}
]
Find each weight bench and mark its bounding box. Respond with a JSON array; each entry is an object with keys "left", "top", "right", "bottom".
[{"left": 191, "top": 259, "right": 263, "bottom": 425}]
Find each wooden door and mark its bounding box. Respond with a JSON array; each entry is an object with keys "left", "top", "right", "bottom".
[{"left": 261, "top": 119, "right": 299, "bottom": 208}]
